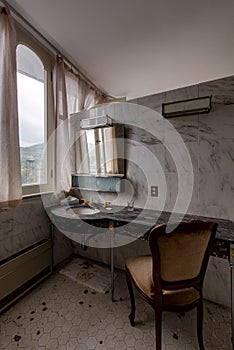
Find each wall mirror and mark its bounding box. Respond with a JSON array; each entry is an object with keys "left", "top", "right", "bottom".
[{"left": 76, "top": 125, "right": 124, "bottom": 176}]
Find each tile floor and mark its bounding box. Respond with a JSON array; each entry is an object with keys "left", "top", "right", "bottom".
[{"left": 0, "top": 266, "right": 232, "bottom": 350}]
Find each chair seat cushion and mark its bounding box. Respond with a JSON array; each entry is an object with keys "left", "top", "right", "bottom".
[{"left": 125, "top": 256, "right": 200, "bottom": 307}]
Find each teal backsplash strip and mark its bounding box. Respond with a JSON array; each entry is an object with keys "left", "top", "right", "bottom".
[{"left": 72, "top": 175, "right": 122, "bottom": 192}]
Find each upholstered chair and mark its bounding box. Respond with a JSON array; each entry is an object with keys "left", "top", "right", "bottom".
[{"left": 125, "top": 220, "right": 218, "bottom": 350}]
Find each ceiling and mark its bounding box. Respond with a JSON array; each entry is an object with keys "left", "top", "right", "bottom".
[{"left": 6, "top": 0, "right": 234, "bottom": 99}]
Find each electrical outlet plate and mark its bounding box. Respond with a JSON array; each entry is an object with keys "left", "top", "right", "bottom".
[{"left": 151, "top": 186, "right": 158, "bottom": 197}]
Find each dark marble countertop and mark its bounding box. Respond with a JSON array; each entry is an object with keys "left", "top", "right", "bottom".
[{"left": 49, "top": 204, "right": 234, "bottom": 244}]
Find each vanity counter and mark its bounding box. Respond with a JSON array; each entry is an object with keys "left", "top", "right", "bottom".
[{"left": 49, "top": 204, "right": 234, "bottom": 245}]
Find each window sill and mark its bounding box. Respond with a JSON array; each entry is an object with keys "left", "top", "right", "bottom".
[{"left": 22, "top": 191, "right": 54, "bottom": 199}]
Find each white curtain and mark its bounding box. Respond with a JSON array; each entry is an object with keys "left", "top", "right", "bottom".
[
  {"left": 0, "top": 7, "right": 22, "bottom": 207},
  {"left": 53, "top": 57, "right": 104, "bottom": 194},
  {"left": 53, "top": 58, "right": 71, "bottom": 194},
  {"left": 103, "top": 127, "right": 119, "bottom": 174},
  {"left": 76, "top": 130, "right": 90, "bottom": 174}
]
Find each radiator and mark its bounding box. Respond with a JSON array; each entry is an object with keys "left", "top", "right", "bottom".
[{"left": 0, "top": 239, "right": 52, "bottom": 313}]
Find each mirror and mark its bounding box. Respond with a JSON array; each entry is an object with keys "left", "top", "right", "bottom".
[{"left": 76, "top": 125, "right": 124, "bottom": 176}]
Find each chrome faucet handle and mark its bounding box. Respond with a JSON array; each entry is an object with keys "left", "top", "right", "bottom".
[
  {"left": 80, "top": 198, "right": 88, "bottom": 205},
  {"left": 103, "top": 201, "right": 111, "bottom": 208}
]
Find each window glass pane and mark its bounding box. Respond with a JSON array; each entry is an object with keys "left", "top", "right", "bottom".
[
  {"left": 16, "top": 44, "right": 47, "bottom": 186},
  {"left": 86, "top": 129, "right": 97, "bottom": 173},
  {"left": 17, "top": 44, "right": 44, "bottom": 82}
]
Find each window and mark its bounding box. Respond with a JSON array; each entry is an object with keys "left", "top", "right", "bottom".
[
  {"left": 16, "top": 29, "right": 54, "bottom": 195},
  {"left": 17, "top": 44, "right": 46, "bottom": 185}
]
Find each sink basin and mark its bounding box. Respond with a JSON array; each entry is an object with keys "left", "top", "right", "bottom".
[{"left": 67, "top": 207, "right": 100, "bottom": 216}]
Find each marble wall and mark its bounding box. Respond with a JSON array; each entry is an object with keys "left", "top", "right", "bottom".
[
  {"left": 0, "top": 197, "right": 50, "bottom": 261},
  {"left": 76, "top": 75, "right": 234, "bottom": 222},
  {"left": 135, "top": 76, "right": 234, "bottom": 221},
  {"left": 0, "top": 196, "right": 73, "bottom": 265},
  {"left": 74, "top": 75, "right": 234, "bottom": 307}
]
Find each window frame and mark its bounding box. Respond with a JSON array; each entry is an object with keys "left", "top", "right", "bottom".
[{"left": 16, "top": 26, "right": 55, "bottom": 196}]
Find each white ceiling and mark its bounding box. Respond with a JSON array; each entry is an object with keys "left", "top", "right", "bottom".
[{"left": 7, "top": 0, "right": 234, "bottom": 99}]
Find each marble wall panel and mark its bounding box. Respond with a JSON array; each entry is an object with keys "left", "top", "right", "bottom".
[
  {"left": 199, "top": 75, "right": 234, "bottom": 104},
  {"left": 125, "top": 125, "right": 161, "bottom": 145},
  {"left": 0, "top": 197, "right": 51, "bottom": 261},
  {"left": 127, "top": 98, "right": 137, "bottom": 104},
  {"left": 12, "top": 200, "right": 49, "bottom": 236},
  {"left": 137, "top": 91, "right": 166, "bottom": 113},
  {"left": 163, "top": 173, "right": 178, "bottom": 213},
  {"left": 147, "top": 143, "right": 165, "bottom": 174},
  {"left": 198, "top": 139, "right": 234, "bottom": 220},
  {"left": 199, "top": 103, "right": 234, "bottom": 142},
  {"left": 115, "top": 101, "right": 165, "bottom": 144},
  {"left": 164, "top": 145, "right": 177, "bottom": 173},
  {"left": 53, "top": 228, "right": 73, "bottom": 266},
  {"left": 140, "top": 108, "right": 165, "bottom": 142},
  {"left": 164, "top": 115, "right": 199, "bottom": 144},
  {"left": 0, "top": 209, "right": 13, "bottom": 238},
  {"left": 0, "top": 197, "right": 73, "bottom": 265},
  {"left": 165, "top": 142, "right": 199, "bottom": 214},
  {"left": 125, "top": 160, "right": 148, "bottom": 208},
  {"left": 119, "top": 138, "right": 166, "bottom": 210},
  {"left": 184, "top": 142, "right": 199, "bottom": 213},
  {"left": 124, "top": 142, "right": 154, "bottom": 208},
  {"left": 113, "top": 101, "right": 140, "bottom": 125},
  {"left": 138, "top": 146, "right": 167, "bottom": 211},
  {"left": 203, "top": 256, "right": 231, "bottom": 308},
  {"left": 0, "top": 237, "right": 14, "bottom": 261},
  {"left": 162, "top": 142, "right": 196, "bottom": 214},
  {"left": 165, "top": 85, "right": 198, "bottom": 103}
]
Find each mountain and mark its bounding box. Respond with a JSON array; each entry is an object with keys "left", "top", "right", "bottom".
[{"left": 20, "top": 143, "right": 46, "bottom": 185}]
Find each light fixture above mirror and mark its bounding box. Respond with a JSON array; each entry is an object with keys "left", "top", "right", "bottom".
[
  {"left": 80, "top": 115, "right": 113, "bottom": 129},
  {"left": 162, "top": 96, "right": 212, "bottom": 118}
]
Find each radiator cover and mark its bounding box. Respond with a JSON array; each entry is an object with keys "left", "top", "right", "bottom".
[{"left": 0, "top": 239, "right": 52, "bottom": 313}]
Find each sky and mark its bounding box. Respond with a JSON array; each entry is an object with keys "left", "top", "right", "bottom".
[{"left": 17, "top": 72, "right": 45, "bottom": 148}]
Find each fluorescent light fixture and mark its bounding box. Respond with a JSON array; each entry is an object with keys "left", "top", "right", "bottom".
[
  {"left": 162, "top": 96, "right": 211, "bottom": 118},
  {"left": 80, "top": 115, "right": 113, "bottom": 129}
]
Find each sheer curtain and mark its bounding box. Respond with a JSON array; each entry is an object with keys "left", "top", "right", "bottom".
[
  {"left": 53, "top": 56, "right": 105, "bottom": 194},
  {"left": 0, "top": 7, "right": 22, "bottom": 207},
  {"left": 103, "top": 127, "right": 119, "bottom": 174}
]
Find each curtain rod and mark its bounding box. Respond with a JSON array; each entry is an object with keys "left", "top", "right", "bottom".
[{"left": 0, "top": 0, "right": 112, "bottom": 98}]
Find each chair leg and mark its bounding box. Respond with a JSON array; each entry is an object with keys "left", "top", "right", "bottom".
[
  {"left": 155, "top": 305, "right": 162, "bottom": 350},
  {"left": 197, "top": 301, "right": 205, "bottom": 350},
  {"left": 126, "top": 269, "right": 136, "bottom": 326}
]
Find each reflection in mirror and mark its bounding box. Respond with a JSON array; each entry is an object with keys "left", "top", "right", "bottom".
[
  {"left": 86, "top": 129, "right": 96, "bottom": 173},
  {"left": 76, "top": 125, "right": 124, "bottom": 176}
]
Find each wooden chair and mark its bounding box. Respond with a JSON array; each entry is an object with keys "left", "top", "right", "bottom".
[{"left": 125, "top": 220, "right": 218, "bottom": 350}]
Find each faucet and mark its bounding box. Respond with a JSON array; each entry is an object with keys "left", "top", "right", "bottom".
[
  {"left": 80, "top": 198, "right": 88, "bottom": 206},
  {"left": 103, "top": 201, "right": 111, "bottom": 208},
  {"left": 80, "top": 197, "right": 97, "bottom": 209}
]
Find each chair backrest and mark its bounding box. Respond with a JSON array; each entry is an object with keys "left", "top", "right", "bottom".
[{"left": 149, "top": 220, "right": 217, "bottom": 290}]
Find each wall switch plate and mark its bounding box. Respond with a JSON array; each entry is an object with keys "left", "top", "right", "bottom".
[{"left": 151, "top": 186, "right": 158, "bottom": 197}]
